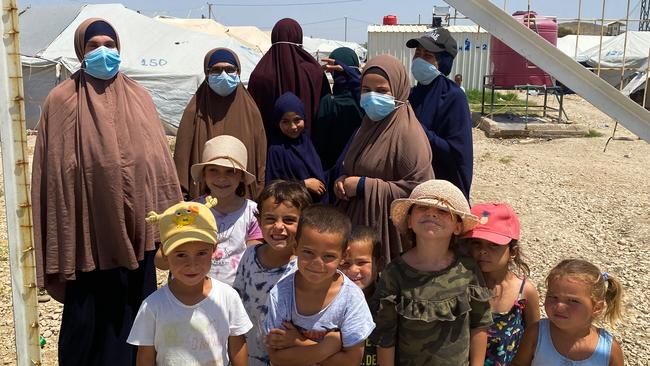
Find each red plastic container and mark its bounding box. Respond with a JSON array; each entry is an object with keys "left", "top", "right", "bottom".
[
  {"left": 383, "top": 15, "right": 397, "bottom": 25},
  {"left": 490, "top": 11, "right": 557, "bottom": 87}
]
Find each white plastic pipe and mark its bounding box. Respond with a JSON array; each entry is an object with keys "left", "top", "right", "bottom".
[
  {"left": 0, "top": 1, "right": 42, "bottom": 365},
  {"left": 445, "top": 0, "right": 650, "bottom": 142}
]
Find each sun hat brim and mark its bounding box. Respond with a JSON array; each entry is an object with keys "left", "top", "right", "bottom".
[
  {"left": 190, "top": 158, "right": 256, "bottom": 186},
  {"left": 161, "top": 229, "right": 217, "bottom": 256},
  {"left": 390, "top": 197, "right": 479, "bottom": 235},
  {"left": 460, "top": 229, "right": 512, "bottom": 245}
]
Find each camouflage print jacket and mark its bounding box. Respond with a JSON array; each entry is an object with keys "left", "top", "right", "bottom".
[{"left": 369, "top": 255, "right": 493, "bottom": 366}]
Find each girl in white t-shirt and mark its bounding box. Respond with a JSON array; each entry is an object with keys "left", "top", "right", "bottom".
[{"left": 190, "top": 135, "right": 263, "bottom": 285}]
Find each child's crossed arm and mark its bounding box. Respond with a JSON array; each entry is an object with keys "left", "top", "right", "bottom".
[{"left": 265, "top": 322, "right": 342, "bottom": 366}]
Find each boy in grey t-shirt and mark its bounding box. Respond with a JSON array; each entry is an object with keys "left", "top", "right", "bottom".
[
  {"left": 232, "top": 180, "right": 311, "bottom": 366},
  {"left": 264, "top": 206, "right": 375, "bottom": 365}
]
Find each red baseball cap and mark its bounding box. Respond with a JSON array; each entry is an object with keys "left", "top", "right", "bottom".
[{"left": 461, "top": 203, "right": 520, "bottom": 245}]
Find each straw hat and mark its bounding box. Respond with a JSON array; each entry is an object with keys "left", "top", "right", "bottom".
[
  {"left": 391, "top": 179, "right": 478, "bottom": 234},
  {"left": 190, "top": 135, "right": 256, "bottom": 185}
]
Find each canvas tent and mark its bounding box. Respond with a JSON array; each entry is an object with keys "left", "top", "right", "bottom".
[
  {"left": 153, "top": 16, "right": 229, "bottom": 37},
  {"left": 226, "top": 26, "right": 272, "bottom": 54},
  {"left": 556, "top": 35, "right": 613, "bottom": 61},
  {"left": 579, "top": 31, "right": 650, "bottom": 97},
  {"left": 155, "top": 17, "right": 365, "bottom": 62},
  {"left": 20, "top": 3, "right": 262, "bottom": 133},
  {"left": 153, "top": 17, "right": 272, "bottom": 55},
  {"left": 302, "top": 36, "right": 367, "bottom": 62}
]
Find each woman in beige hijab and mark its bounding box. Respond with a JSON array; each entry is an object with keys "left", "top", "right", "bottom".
[
  {"left": 174, "top": 47, "right": 266, "bottom": 200},
  {"left": 31, "top": 18, "right": 181, "bottom": 365},
  {"left": 335, "top": 54, "right": 434, "bottom": 261}
]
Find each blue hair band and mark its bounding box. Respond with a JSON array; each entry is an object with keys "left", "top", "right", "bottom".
[
  {"left": 84, "top": 21, "right": 117, "bottom": 46},
  {"left": 208, "top": 49, "right": 238, "bottom": 69}
]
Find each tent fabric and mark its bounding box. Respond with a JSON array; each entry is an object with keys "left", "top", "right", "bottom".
[
  {"left": 154, "top": 18, "right": 367, "bottom": 62},
  {"left": 20, "top": 4, "right": 261, "bottom": 133},
  {"left": 19, "top": 4, "right": 81, "bottom": 57},
  {"left": 556, "top": 35, "right": 613, "bottom": 61},
  {"left": 154, "top": 17, "right": 270, "bottom": 55},
  {"left": 579, "top": 31, "right": 650, "bottom": 94},
  {"left": 153, "top": 16, "right": 229, "bottom": 35},
  {"left": 302, "top": 36, "right": 367, "bottom": 62},
  {"left": 227, "top": 26, "right": 273, "bottom": 54}
]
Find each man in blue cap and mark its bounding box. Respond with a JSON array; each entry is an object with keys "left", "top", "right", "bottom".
[{"left": 406, "top": 27, "right": 473, "bottom": 200}]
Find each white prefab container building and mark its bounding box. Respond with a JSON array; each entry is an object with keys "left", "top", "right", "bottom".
[{"left": 367, "top": 24, "right": 491, "bottom": 90}]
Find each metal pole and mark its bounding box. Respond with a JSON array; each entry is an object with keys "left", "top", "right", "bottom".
[
  {"left": 574, "top": 0, "right": 582, "bottom": 60},
  {"left": 207, "top": 2, "right": 212, "bottom": 19},
  {"left": 344, "top": 16, "right": 347, "bottom": 41},
  {"left": 641, "top": 48, "right": 650, "bottom": 109},
  {"left": 445, "top": 0, "right": 650, "bottom": 142},
  {"left": 619, "top": 0, "right": 632, "bottom": 90},
  {"left": 557, "top": 17, "right": 642, "bottom": 22},
  {"left": 597, "top": 0, "right": 606, "bottom": 77},
  {"left": 0, "top": 1, "right": 41, "bottom": 365}
]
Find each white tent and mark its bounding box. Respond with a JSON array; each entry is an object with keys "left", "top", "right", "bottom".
[
  {"left": 20, "top": 3, "right": 262, "bottom": 133},
  {"left": 153, "top": 17, "right": 272, "bottom": 55},
  {"left": 154, "top": 17, "right": 365, "bottom": 62},
  {"left": 302, "top": 36, "right": 367, "bottom": 62},
  {"left": 556, "top": 35, "right": 613, "bottom": 61},
  {"left": 579, "top": 31, "right": 650, "bottom": 95},
  {"left": 227, "top": 26, "right": 273, "bottom": 55},
  {"left": 153, "top": 16, "right": 229, "bottom": 36}
]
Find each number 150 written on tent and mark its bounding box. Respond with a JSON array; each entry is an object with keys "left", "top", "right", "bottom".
[{"left": 141, "top": 58, "right": 168, "bottom": 67}]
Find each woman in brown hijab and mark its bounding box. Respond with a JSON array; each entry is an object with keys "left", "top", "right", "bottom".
[
  {"left": 174, "top": 47, "right": 266, "bottom": 199},
  {"left": 30, "top": 18, "right": 181, "bottom": 365},
  {"left": 335, "top": 54, "right": 434, "bottom": 261}
]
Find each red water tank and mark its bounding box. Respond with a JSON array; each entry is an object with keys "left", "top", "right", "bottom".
[
  {"left": 490, "top": 11, "right": 557, "bottom": 87},
  {"left": 383, "top": 15, "right": 397, "bottom": 25}
]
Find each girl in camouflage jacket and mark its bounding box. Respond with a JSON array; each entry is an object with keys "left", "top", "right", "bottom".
[{"left": 369, "top": 180, "right": 493, "bottom": 366}]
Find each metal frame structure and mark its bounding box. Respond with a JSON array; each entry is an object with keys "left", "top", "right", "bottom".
[
  {"left": 480, "top": 75, "right": 566, "bottom": 123},
  {"left": 641, "top": 0, "right": 650, "bottom": 31},
  {"left": 445, "top": 0, "right": 650, "bottom": 143},
  {"left": 0, "top": 0, "right": 42, "bottom": 365},
  {"left": 447, "top": 0, "right": 647, "bottom": 97}
]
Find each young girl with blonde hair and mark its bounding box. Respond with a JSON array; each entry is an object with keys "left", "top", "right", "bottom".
[{"left": 513, "top": 259, "right": 624, "bottom": 366}]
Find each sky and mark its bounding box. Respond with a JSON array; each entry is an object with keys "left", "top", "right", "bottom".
[{"left": 16, "top": 0, "right": 642, "bottom": 44}]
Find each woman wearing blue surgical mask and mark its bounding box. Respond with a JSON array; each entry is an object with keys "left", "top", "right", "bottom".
[
  {"left": 406, "top": 28, "right": 474, "bottom": 200},
  {"left": 31, "top": 18, "right": 182, "bottom": 366},
  {"left": 82, "top": 31, "right": 120, "bottom": 79},
  {"left": 174, "top": 48, "right": 267, "bottom": 200},
  {"left": 335, "top": 54, "right": 434, "bottom": 261}
]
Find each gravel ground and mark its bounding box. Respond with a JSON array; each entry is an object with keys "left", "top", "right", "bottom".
[{"left": 0, "top": 94, "right": 648, "bottom": 365}]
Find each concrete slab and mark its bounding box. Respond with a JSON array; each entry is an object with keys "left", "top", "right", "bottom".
[{"left": 477, "top": 114, "right": 590, "bottom": 138}]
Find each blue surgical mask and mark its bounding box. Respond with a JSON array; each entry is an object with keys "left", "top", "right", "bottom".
[
  {"left": 360, "top": 92, "right": 397, "bottom": 121},
  {"left": 208, "top": 71, "right": 240, "bottom": 96},
  {"left": 83, "top": 46, "right": 121, "bottom": 80},
  {"left": 411, "top": 57, "right": 441, "bottom": 85}
]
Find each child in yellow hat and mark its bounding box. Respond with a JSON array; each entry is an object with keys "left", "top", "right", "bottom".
[{"left": 127, "top": 198, "right": 252, "bottom": 365}]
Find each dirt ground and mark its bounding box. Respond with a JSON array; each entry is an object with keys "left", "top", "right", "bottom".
[{"left": 0, "top": 93, "right": 648, "bottom": 364}]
